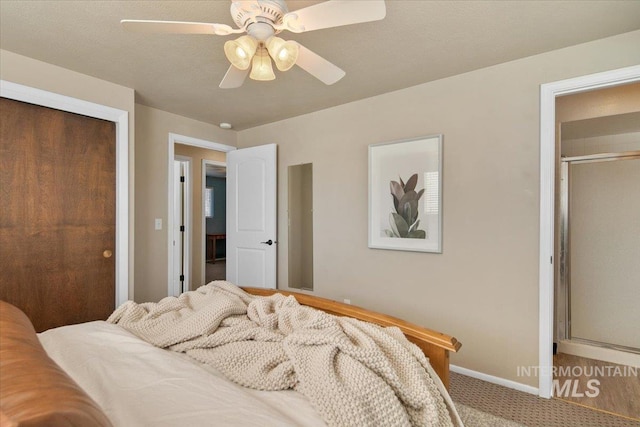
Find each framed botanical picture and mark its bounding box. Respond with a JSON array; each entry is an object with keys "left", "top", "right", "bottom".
[{"left": 368, "top": 135, "right": 443, "bottom": 253}]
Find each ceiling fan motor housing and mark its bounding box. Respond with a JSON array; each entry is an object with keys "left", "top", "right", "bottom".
[{"left": 230, "top": 0, "right": 288, "bottom": 40}]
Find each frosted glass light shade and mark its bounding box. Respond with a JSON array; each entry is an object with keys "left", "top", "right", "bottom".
[
  {"left": 265, "top": 37, "right": 299, "bottom": 71},
  {"left": 224, "top": 35, "right": 257, "bottom": 70},
  {"left": 250, "top": 46, "right": 275, "bottom": 81}
]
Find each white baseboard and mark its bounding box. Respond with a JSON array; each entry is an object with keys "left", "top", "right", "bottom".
[{"left": 451, "top": 365, "right": 539, "bottom": 396}]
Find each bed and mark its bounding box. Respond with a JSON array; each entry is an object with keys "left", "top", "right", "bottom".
[{"left": 0, "top": 282, "right": 462, "bottom": 427}]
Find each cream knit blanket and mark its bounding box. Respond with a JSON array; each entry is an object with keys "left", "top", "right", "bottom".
[{"left": 108, "top": 282, "right": 462, "bottom": 427}]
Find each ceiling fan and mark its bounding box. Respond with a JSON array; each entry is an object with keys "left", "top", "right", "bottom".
[{"left": 121, "top": 0, "right": 386, "bottom": 88}]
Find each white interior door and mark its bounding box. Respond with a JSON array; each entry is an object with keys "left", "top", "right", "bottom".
[{"left": 226, "top": 144, "right": 277, "bottom": 288}]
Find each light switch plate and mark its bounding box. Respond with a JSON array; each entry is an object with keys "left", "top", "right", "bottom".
[{"left": 155, "top": 218, "right": 162, "bottom": 230}]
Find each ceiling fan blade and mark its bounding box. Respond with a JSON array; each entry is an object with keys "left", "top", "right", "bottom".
[
  {"left": 295, "top": 43, "right": 345, "bottom": 85},
  {"left": 280, "top": 0, "right": 386, "bottom": 33},
  {"left": 219, "top": 65, "right": 250, "bottom": 89},
  {"left": 121, "top": 19, "right": 243, "bottom": 36}
]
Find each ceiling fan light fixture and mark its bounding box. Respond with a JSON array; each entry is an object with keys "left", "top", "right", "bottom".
[
  {"left": 250, "top": 45, "right": 276, "bottom": 81},
  {"left": 265, "top": 37, "right": 299, "bottom": 71},
  {"left": 224, "top": 35, "right": 257, "bottom": 70},
  {"left": 123, "top": 0, "right": 387, "bottom": 88}
]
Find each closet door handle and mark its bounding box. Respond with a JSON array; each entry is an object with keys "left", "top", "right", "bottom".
[
  {"left": 260, "top": 240, "right": 275, "bottom": 246},
  {"left": 103, "top": 250, "right": 113, "bottom": 258}
]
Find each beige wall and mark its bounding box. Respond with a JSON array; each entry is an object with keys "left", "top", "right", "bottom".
[
  {"left": 134, "top": 104, "right": 235, "bottom": 303},
  {"left": 0, "top": 49, "right": 137, "bottom": 298},
  {"left": 174, "top": 143, "right": 226, "bottom": 290},
  {"left": 237, "top": 30, "right": 640, "bottom": 387},
  {"left": 562, "top": 131, "right": 640, "bottom": 156},
  {"left": 557, "top": 81, "right": 640, "bottom": 123}
]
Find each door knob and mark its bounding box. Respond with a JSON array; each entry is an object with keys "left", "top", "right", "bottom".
[
  {"left": 103, "top": 250, "right": 113, "bottom": 258},
  {"left": 260, "top": 239, "right": 275, "bottom": 246}
]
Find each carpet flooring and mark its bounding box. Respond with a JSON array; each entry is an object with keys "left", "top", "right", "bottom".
[
  {"left": 456, "top": 402, "right": 525, "bottom": 426},
  {"left": 450, "top": 372, "right": 640, "bottom": 427}
]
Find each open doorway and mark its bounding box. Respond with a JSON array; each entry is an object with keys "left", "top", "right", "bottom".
[
  {"left": 551, "top": 89, "right": 640, "bottom": 419},
  {"left": 204, "top": 160, "right": 227, "bottom": 283},
  {"left": 167, "top": 133, "right": 235, "bottom": 297},
  {"left": 555, "top": 110, "right": 640, "bottom": 360},
  {"left": 539, "top": 65, "right": 640, "bottom": 399}
]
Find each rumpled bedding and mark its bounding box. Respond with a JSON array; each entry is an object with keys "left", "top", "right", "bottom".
[{"left": 107, "top": 281, "right": 462, "bottom": 427}]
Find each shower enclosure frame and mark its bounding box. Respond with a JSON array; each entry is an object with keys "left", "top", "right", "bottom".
[{"left": 558, "top": 150, "right": 640, "bottom": 354}]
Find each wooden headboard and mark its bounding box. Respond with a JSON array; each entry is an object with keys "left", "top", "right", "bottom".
[{"left": 241, "top": 287, "right": 461, "bottom": 389}]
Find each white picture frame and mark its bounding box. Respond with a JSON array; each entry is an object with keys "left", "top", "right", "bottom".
[{"left": 368, "top": 135, "right": 443, "bottom": 253}]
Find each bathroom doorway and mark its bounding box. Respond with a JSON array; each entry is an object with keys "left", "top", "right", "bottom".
[{"left": 553, "top": 105, "right": 640, "bottom": 419}]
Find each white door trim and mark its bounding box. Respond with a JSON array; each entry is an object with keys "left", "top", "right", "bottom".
[
  {"left": 538, "top": 64, "right": 640, "bottom": 399},
  {"left": 0, "top": 80, "right": 130, "bottom": 306},
  {"left": 167, "top": 133, "right": 235, "bottom": 297},
  {"left": 172, "top": 156, "right": 192, "bottom": 295}
]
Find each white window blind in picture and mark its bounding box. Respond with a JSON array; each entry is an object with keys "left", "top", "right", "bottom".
[
  {"left": 205, "top": 187, "right": 214, "bottom": 218},
  {"left": 424, "top": 171, "right": 439, "bottom": 214}
]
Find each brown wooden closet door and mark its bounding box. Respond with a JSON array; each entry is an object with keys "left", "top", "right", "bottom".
[{"left": 0, "top": 97, "right": 116, "bottom": 332}]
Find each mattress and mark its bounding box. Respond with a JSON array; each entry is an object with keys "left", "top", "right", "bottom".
[{"left": 38, "top": 321, "right": 327, "bottom": 426}]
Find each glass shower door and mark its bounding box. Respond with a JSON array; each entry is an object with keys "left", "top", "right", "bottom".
[{"left": 566, "top": 155, "right": 640, "bottom": 352}]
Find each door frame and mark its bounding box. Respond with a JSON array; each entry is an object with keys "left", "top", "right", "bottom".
[
  {"left": 538, "top": 64, "right": 640, "bottom": 398},
  {"left": 173, "top": 156, "right": 192, "bottom": 295},
  {"left": 167, "top": 133, "right": 234, "bottom": 296},
  {"left": 0, "top": 80, "right": 130, "bottom": 306}
]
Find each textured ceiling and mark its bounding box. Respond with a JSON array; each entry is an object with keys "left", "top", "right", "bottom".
[{"left": 1, "top": 1, "right": 640, "bottom": 130}]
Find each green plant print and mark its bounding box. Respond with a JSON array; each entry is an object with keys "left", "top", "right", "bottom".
[{"left": 385, "top": 173, "right": 427, "bottom": 239}]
